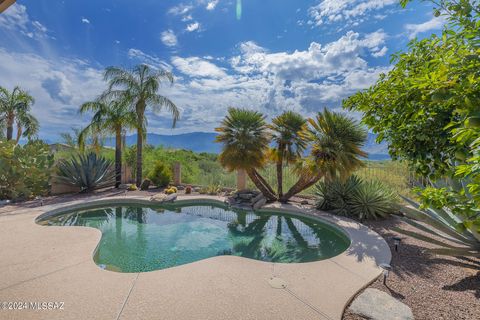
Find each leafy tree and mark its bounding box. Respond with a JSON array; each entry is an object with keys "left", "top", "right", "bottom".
[
  {"left": 344, "top": 0, "right": 480, "bottom": 255},
  {"left": 0, "top": 86, "right": 38, "bottom": 143},
  {"left": 79, "top": 97, "right": 137, "bottom": 187},
  {"left": 269, "top": 111, "right": 307, "bottom": 198},
  {"left": 0, "top": 140, "right": 53, "bottom": 200},
  {"left": 103, "top": 64, "right": 179, "bottom": 186}
]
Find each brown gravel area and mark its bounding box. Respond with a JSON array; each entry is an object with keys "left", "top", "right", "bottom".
[{"left": 342, "top": 218, "right": 480, "bottom": 320}]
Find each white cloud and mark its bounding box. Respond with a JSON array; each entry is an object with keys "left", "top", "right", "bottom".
[
  {"left": 206, "top": 0, "right": 220, "bottom": 11},
  {"left": 0, "top": 48, "right": 105, "bottom": 139},
  {"left": 161, "top": 29, "right": 178, "bottom": 47},
  {"left": 171, "top": 56, "right": 227, "bottom": 78},
  {"left": 168, "top": 4, "right": 193, "bottom": 16},
  {"left": 128, "top": 48, "right": 172, "bottom": 71},
  {"left": 0, "top": 4, "right": 49, "bottom": 39},
  {"left": 186, "top": 22, "right": 200, "bottom": 32},
  {"left": 308, "top": 0, "right": 397, "bottom": 26},
  {"left": 405, "top": 16, "right": 445, "bottom": 39},
  {"left": 81, "top": 18, "right": 90, "bottom": 24}
]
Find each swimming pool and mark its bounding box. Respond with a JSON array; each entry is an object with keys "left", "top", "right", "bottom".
[{"left": 37, "top": 202, "right": 350, "bottom": 273}]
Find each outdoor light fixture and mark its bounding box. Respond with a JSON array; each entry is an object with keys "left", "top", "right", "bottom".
[
  {"left": 379, "top": 263, "right": 392, "bottom": 285},
  {"left": 393, "top": 236, "right": 402, "bottom": 252}
]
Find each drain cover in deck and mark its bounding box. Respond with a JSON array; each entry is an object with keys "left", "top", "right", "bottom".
[{"left": 268, "top": 277, "right": 288, "bottom": 289}]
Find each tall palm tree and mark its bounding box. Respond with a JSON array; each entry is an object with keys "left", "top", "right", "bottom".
[
  {"left": 280, "top": 109, "right": 367, "bottom": 202},
  {"left": 0, "top": 86, "right": 38, "bottom": 143},
  {"left": 269, "top": 111, "right": 307, "bottom": 198},
  {"left": 215, "top": 107, "right": 276, "bottom": 201},
  {"left": 79, "top": 98, "right": 137, "bottom": 188},
  {"left": 103, "top": 64, "right": 179, "bottom": 186}
]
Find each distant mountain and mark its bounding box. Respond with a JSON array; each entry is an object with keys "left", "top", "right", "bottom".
[{"left": 103, "top": 132, "right": 390, "bottom": 160}]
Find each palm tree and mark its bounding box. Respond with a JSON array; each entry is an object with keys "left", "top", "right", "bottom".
[
  {"left": 269, "top": 111, "right": 307, "bottom": 198},
  {"left": 79, "top": 98, "right": 137, "bottom": 188},
  {"left": 280, "top": 109, "right": 367, "bottom": 202},
  {"left": 215, "top": 108, "right": 276, "bottom": 201},
  {"left": 0, "top": 86, "right": 38, "bottom": 143},
  {"left": 102, "top": 64, "right": 179, "bottom": 186}
]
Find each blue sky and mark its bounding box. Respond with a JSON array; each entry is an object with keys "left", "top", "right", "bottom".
[{"left": 0, "top": 0, "right": 444, "bottom": 140}]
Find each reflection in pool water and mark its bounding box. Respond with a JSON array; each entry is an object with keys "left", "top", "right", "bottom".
[{"left": 38, "top": 203, "right": 350, "bottom": 273}]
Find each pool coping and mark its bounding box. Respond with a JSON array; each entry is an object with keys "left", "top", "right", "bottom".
[{"left": 0, "top": 194, "right": 391, "bottom": 320}]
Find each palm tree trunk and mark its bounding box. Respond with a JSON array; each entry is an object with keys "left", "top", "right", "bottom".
[
  {"left": 280, "top": 173, "right": 323, "bottom": 203},
  {"left": 6, "top": 115, "right": 14, "bottom": 141},
  {"left": 136, "top": 125, "right": 143, "bottom": 187},
  {"left": 246, "top": 169, "right": 276, "bottom": 202},
  {"left": 253, "top": 169, "right": 276, "bottom": 197},
  {"left": 115, "top": 127, "right": 122, "bottom": 188}
]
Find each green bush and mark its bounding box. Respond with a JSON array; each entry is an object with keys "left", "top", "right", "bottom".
[
  {"left": 0, "top": 140, "right": 54, "bottom": 200},
  {"left": 56, "top": 152, "right": 116, "bottom": 192},
  {"left": 148, "top": 161, "right": 171, "bottom": 187},
  {"left": 315, "top": 175, "right": 398, "bottom": 220}
]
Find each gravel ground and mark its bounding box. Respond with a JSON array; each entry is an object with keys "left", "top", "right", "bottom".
[{"left": 343, "top": 218, "right": 480, "bottom": 320}]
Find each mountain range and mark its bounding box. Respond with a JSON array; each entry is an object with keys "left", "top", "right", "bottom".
[{"left": 103, "top": 132, "right": 390, "bottom": 160}]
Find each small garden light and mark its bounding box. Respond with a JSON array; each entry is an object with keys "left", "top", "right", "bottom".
[
  {"left": 379, "top": 263, "right": 392, "bottom": 285},
  {"left": 393, "top": 236, "right": 402, "bottom": 252}
]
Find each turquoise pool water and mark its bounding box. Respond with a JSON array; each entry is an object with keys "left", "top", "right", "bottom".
[{"left": 38, "top": 202, "right": 350, "bottom": 273}]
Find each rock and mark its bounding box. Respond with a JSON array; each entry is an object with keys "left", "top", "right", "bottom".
[
  {"left": 118, "top": 184, "right": 130, "bottom": 190},
  {"left": 349, "top": 288, "right": 414, "bottom": 320},
  {"left": 150, "top": 193, "right": 177, "bottom": 203},
  {"left": 253, "top": 197, "right": 267, "bottom": 210},
  {"left": 252, "top": 192, "right": 264, "bottom": 204},
  {"left": 140, "top": 179, "right": 151, "bottom": 191},
  {"left": 238, "top": 193, "right": 254, "bottom": 200},
  {"left": 176, "top": 185, "right": 185, "bottom": 191},
  {"left": 300, "top": 200, "right": 309, "bottom": 205},
  {"left": 193, "top": 187, "right": 201, "bottom": 192}
]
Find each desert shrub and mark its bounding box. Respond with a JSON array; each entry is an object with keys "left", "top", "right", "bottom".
[
  {"left": 0, "top": 140, "right": 54, "bottom": 200},
  {"left": 56, "top": 152, "right": 116, "bottom": 192},
  {"left": 316, "top": 175, "right": 398, "bottom": 220},
  {"left": 149, "top": 161, "right": 171, "bottom": 187}
]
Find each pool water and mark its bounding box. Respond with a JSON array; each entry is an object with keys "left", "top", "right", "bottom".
[{"left": 38, "top": 203, "right": 350, "bottom": 273}]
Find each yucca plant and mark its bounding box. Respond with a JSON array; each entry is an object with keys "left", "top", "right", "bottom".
[
  {"left": 349, "top": 180, "right": 398, "bottom": 220},
  {"left": 393, "top": 198, "right": 480, "bottom": 257},
  {"left": 316, "top": 175, "right": 398, "bottom": 220},
  {"left": 56, "top": 152, "right": 116, "bottom": 192}
]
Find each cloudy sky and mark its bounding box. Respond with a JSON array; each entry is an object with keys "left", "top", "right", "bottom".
[{"left": 0, "top": 0, "right": 444, "bottom": 140}]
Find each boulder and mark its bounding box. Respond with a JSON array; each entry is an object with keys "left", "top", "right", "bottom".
[
  {"left": 349, "top": 288, "right": 414, "bottom": 320},
  {"left": 253, "top": 197, "right": 267, "bottom": 210},
  {"left": 150, "top": 193, "right": 177, "bottom": 203},
  {"left": 140, "top": 178, "right": 151, "bottom": 191}
]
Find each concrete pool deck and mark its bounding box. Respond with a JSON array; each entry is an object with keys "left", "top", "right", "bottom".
[{"left": 0, "top": 194, "right": 391, "bottom": 320}]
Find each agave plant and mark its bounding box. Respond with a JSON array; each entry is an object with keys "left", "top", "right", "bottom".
[
  {"left": 316, "top": 175, "right": 398, "bottom": 220},
  {"left": 394, "top": 198, "right": 480, "bottom": 257},
  {"left": 56, "top": 152, "right": 116, "bottom": 192}
]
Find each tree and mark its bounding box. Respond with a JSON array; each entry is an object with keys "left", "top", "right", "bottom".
[
  {"left": 269, "top": 111, "right": 307, "bottom": 198},
  {"left": 215, "top": 108, "right": 367, "bottom": 203},
  {"left": 103, "top": 64, "right": 179, "bottom": 186},
  {"left": 79, "top": 97, "right": 137, "bottom": 188},
  {"left": 215, "top": 108, "right": 277, "bottom": 201},
  {"left": 0, "top": 86, "right": 38, "bottom": 143},
  {"left": 279, "top": 109, "right": 367, "bottom": 202},
  {"left": 344, "top": 0, "right": 480, "bottom": 255}
]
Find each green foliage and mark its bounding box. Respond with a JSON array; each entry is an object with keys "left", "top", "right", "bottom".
[
  {"left": 0, "top": 140, "right": 54, "bottom": 200},
  {"left": 199, "top": 184, "right": 222, "bottom": 195},
  {"left": 148, "top": 161, "right": 172, "bottom": 187},
  {"left": 0, "top": 86, "right": 38, "bottom": 142},
  {"left": 394, "top": 197, "right": 480, "bottom": 257},
  {"left": 316, "top": 175, "right": 398, "bottom": 220},
  {"left": 56, "top": 152, "right": 116, "bottom": 192}
]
